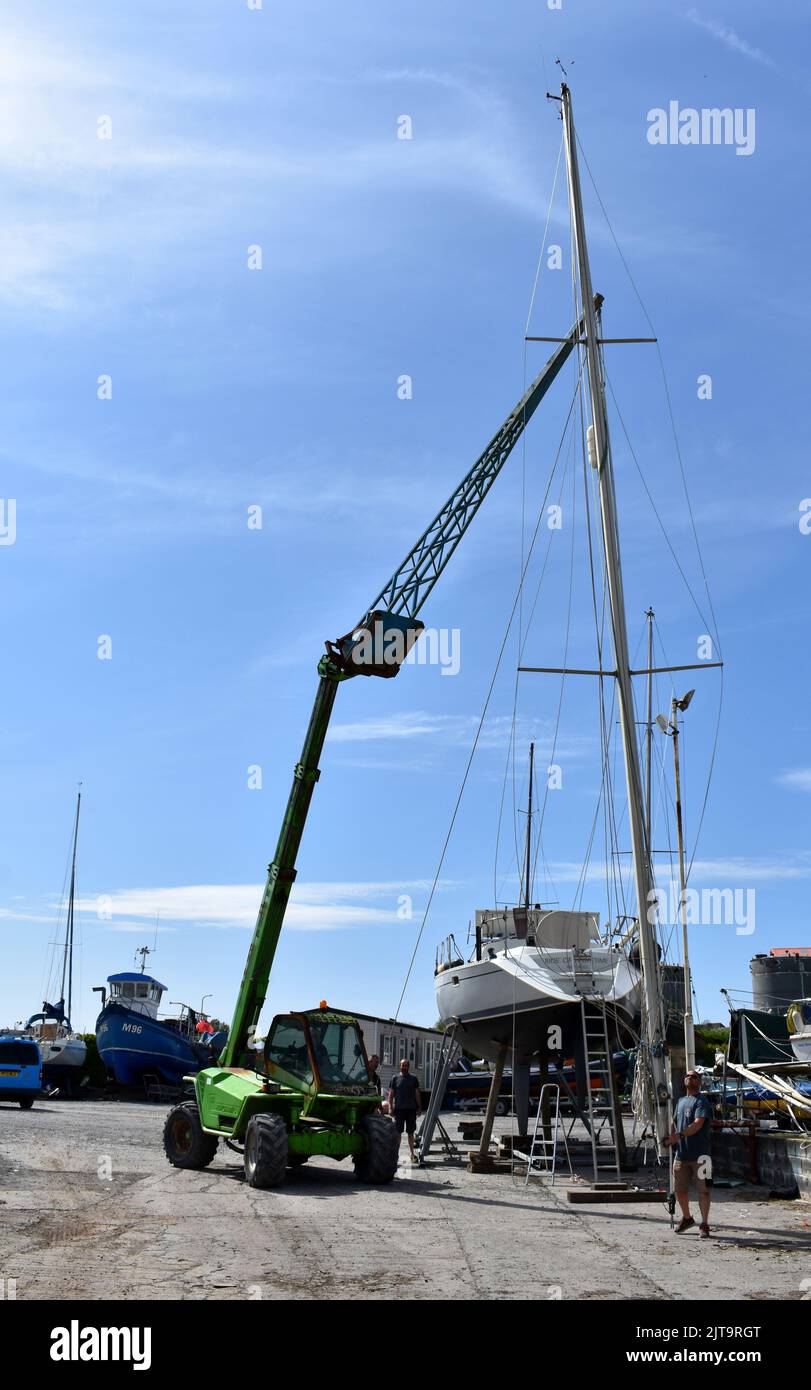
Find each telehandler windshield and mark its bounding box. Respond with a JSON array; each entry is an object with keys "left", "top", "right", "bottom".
[{"left": 308, "top": 1019, "right": 369, "bottom": 1087}]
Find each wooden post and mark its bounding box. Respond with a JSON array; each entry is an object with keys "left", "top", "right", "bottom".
[{"left": 478, "top": 1043, "right": 508, "bottom": 1157}]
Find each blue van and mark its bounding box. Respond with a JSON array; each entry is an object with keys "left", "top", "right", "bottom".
[{"left": 0, "top": 1035, "right": 42, "bottom": 1108}]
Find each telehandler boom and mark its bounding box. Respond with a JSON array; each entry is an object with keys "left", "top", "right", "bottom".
[{"left": 163, "top": 314, "right": 586, "bottom": 1187}]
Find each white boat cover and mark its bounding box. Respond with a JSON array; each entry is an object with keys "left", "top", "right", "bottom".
[{"left": 492, "top": 945, "right": 640, "bottom": 1007}]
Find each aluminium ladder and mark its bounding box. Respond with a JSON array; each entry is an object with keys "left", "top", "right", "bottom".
[
  {"left": 579, "top": 997, "right": 622, "bottom": 1180},
  {"left": 515, "top": 1082, "right": 572, "bottom": 1187}
]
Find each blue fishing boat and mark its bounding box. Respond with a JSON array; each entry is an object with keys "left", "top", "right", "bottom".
[{"left": 94, "top": 948, "right": 226, "bottom": 1087}]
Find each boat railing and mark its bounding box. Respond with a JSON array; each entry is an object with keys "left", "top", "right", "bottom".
[{"left": 435, "top": 935, "right": 465, "bottom": 975}]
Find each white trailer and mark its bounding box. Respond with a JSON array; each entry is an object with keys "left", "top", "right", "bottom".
[{"left": 344, "top": 1010, "right": 445, "bottom": 1096}]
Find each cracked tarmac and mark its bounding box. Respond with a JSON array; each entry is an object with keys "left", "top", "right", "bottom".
[{"left": 1, "top": 1099, "right": 810, "bottom": 1300}]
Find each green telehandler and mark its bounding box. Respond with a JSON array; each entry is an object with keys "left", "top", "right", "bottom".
[
  {"left": 164, "top": 1006, "right": 398, "bottom": 1186},
  {"left": 161, "top": 319, "right": 585, "bottom": 1188}
]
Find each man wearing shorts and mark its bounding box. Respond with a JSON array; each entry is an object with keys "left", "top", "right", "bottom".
[
  {"left": 664, "top": 1069, "right": 713, "bottom": 1238},
  {"left": 388, "top": 1059, "right": 422, "bottom": 1163}
]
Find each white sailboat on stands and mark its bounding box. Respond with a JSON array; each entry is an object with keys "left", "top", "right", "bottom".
[
  {"left": 435, "top": 84, "right": 685, "bottom": 1148},
  {"left": 25, "top": 791, "right": 87, "bottom": 1095}
]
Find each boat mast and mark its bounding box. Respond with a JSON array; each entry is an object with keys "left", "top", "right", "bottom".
[
  {"left": 60, "top": 790, "right": 81, "bottom": 1022},
  {"left": 644, "top": 607, "right": 654, "bottom": 857},
  {"left": 560, "top": 84, "right": 670, "bottom": 1140},
  {"left": 523, "top": 741, "right": 535, "bottom": 910}
]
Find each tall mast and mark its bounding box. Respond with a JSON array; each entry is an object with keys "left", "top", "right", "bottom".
[
  {"left": 560, "top": 85, "right": 669, "bottom": 1140},
  {"left": 645, "top": 607, "right": 654, "bottom": 856},
  {"left": 61, "top": 790, "right": 81, "bottom": 1022},
  {"left": 523, "top": 741, "right": 535, "bottom": 910}
]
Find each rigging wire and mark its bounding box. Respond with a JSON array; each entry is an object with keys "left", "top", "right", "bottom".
[
  {"left": 495, "top": 129, "right": 567, "bottom": 909},
  {"left": 575, "top": 132, "right": 722, "bottom": 657},
  {"left": 493, "top": 365, "right": 585, "bottom": 907},
  {"left": 393, "top": 375, "right": 586, "bottom": 1022},
  {"left": 604, "top": 376, "right": 724, "bottom": 893}
]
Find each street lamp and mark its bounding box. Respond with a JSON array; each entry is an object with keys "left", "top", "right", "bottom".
[
  {"left": 657, "top": 691, "right": 696, "bottom": 1070},
  {"left": 201, "top": 993, "right": 212, "bottom": 1019}
]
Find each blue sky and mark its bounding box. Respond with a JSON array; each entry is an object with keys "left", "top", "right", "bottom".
[{"left": 1, "top": 0, "right": 809, "bottom": 1035}]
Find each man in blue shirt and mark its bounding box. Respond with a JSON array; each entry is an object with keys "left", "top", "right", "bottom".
[{"left": 663, "top": 1070, "right": 714, "bottom": 1238}]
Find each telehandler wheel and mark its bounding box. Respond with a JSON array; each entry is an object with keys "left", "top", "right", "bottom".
[
  {"left": 244, "top": 1114, "right": 288, "bottom": 1189},
  {"left": 19, "top": 1098, "right": 34, "bottom": 1110},
  {"left": 163, "top": 1101, "right": 219, "bottom": 1170},
  {"left": 353, "top": 1114, "right": 399, "bottom": 1184}
]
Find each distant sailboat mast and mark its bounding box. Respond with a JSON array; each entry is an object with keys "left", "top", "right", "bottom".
[
  {"left": 522, "top": 741, "right": 535, "bottom": 911},
  {"left": 60, "top": 789, "right": 81, "bottom": 1024},
  {"left": 560, "top": 83, "right": 670, "bottom": 1140}
]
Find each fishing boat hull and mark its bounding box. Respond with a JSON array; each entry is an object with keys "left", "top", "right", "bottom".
[{"left": 95, "top": 1001, "right": 213, "bottom": 1086}]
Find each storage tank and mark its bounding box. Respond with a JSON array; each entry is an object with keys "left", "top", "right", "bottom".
[{"left": 750, "top": 950, "right": 811, "bottom": 1013}]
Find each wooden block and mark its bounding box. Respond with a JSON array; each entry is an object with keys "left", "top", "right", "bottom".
[{"left": 567, "top": 1188, "right": 667, "bottom": 1204}]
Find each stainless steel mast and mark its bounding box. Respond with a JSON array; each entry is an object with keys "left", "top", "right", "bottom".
[{"left": 560, "top": 84, "right": 670, "bottom": 1141}]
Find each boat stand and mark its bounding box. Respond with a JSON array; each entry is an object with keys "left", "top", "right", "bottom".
[{"left": 415, "top": 1023, "right": 463, "bottom": 1161}]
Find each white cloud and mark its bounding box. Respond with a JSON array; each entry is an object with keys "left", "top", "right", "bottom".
[
  {"left": 328, "top": 711, "right": 593, "bottom": 759},
  {"left": 685, "top": 10, "right": 777, "bottom": 69},
  {"left": 69, "top": 879, "right": 442, "bottom": 933},
  {"left": 777, "top": 769, "right": 811, "bottom": 794},
  {"left": 545, "top": 854, "right": 811, "bottom": 886}
]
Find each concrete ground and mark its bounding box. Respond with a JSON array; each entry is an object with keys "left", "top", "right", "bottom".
[{"left": 1, "top": 1098, "right": 810, "bottom": 1301}]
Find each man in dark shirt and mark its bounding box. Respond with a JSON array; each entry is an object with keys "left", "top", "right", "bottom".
[
  {"left": 664, "top": 1070, "right": 714, "bottom": 1238},
  {"left": 388, "top": 1059, "right": 422, "bottom": 1163},
  {"left": 368, "top": 1054, "right": 382, "bottom": 1099}
]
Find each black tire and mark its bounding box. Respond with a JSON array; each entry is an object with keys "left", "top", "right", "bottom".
[
  {"left": 354, "top": 1114, "right": 399, "bottom": 1184},
  {"left": 244, "top": 1114, "right": 288, "bottom": 1189},
  {"left": 163, "top": 1101, "right": 219, "bottom": 1170},
  {"left": 19, "top": 1098, "right": 34, "bottom": 1111},
  {"left": 494, "top": 1098, "right": 510, "bottom": 1117}
]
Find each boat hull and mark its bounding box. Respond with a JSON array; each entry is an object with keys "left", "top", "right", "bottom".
[
  {"left": 41, "top": 1036, "right": 87, "bottom": 1085},
  {"left": 96, "top": 1001, "right": 213, "bottom": 1086},
  {"left": 435, "top": 949, "right": 640, "bottom": 1066}
]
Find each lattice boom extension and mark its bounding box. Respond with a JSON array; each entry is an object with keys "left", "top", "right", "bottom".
[{"left": 362, "top": 308, "right": 589, "bottom": 625}]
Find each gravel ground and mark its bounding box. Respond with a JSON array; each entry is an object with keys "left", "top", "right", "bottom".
[{"left": 1, "top": 1098, "right": 810, "bottom": 1301}]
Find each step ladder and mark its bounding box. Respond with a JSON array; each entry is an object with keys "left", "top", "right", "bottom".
[
  {"left": 514, "top": 1083, "right": 572, "bottom": 1187},
  {"left": 579, "top": 997, "right": 622, "bottom": 1181},
  {"left": 415, "top": 1024, "right": 462, "bottom": 1161}
]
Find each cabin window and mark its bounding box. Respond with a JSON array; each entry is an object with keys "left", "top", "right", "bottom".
[
  {"left": 382, "top": 1035, "right": 392, "bottom": 1066},
  {"left": 308, "top": 1020, "right": 368, "bottom": 1087},
  {"left": 136, "top": 983, "right": 149, "bottom": 999},
  {"left": 265, "top": 1018, "right": 313, "bottom": 1085},
  {"left": 398, "top": 1036, "right": 407, "bottom": 1062},
  {"left": 415, "top": 1038, "right": 424, "bottom": 1070}
]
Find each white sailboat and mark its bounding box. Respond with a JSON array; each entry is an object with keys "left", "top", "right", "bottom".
[
  {"left": 434, "top": 84, "right": 675, "bottom": 1144},
  {"left": 26, "top": 791, "right": 87, "bottom": 1094}
]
